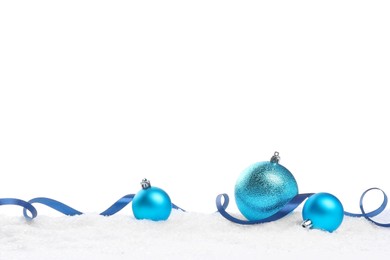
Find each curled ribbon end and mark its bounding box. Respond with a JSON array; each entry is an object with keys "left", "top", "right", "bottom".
[{"left": 345, "top": 187, "right": 390, "bottom": 227}]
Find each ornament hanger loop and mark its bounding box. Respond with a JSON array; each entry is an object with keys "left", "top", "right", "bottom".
[{"left": 270, "top": 151, "right": 280, "bottom": 163}]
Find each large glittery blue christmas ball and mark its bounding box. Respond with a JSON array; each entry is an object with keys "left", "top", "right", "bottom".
[
  {"left": 234, "top": 155, "right": 298, "bottom": 220},
  {"left": 132, "top": 179, "right": 172, "bottom": 221},
  {"left": 302, "top": 192, "right": 344, "bottom": 232}
]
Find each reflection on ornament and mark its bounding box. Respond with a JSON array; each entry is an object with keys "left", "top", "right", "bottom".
[
  {"left": 302, "top": 192, "right": 344, "bottom": 232},
  {"left": 234, "top": 152, "right": 299, "bottom": 220},
  {"left": 132, "top": 178, "right": 172, "bottom": 221}
]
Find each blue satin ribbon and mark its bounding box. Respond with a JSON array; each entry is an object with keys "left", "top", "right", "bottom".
[
  {"left": 22, "top": 197, "right": 84, "bottom": 220},
  {"left": 1, "top": 195, "right": 184, "bottom": 220},
  {"left": 343, "top": 187, "right": 390, "bottom": 227},
  {"left": 216, "top": 187, "right": 390, "bottom": 227},
  {"left": 1, "top": 188, "right": 388, "bottom": 227},
  {"left": 0, "top": 198, "right": 37, "bottom": 219}
]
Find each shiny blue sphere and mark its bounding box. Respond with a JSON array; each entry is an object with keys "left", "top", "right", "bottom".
[
  {"left": 302, "top": 192, "right": 344, "bottom": 232},
  {"left": 234, "top": 161, "right": 298, "bottom": 220},
  {"left": 132, "top": 187, "right": 172, "bottom": 221}
]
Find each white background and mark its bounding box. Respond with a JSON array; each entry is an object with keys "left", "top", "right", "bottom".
[{"left": 1, "top": 0, "right": 390, "bottom": 216}]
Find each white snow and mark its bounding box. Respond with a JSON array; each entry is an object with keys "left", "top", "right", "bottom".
[{"left": 1, "top": 210, "right": 390, "bottom": 259}]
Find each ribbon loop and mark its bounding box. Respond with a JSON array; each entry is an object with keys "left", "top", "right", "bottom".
[
  {"left": 0, "top": 198, "right": 37, "bottom": 220},
  {"left": 23, "top": 197, "right": 83, "bottom": 220},
  {"left": 344, "top": 187, "right": 390, "bottom": 227}
]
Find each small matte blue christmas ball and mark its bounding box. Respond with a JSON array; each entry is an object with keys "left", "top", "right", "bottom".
[
  {"left": 234, "top": 152, "right": 298, "bottom": 220},
  {"left": 132, "top": 179, "right": 172, "bottom": 221},
  {"left": 302, "top": 192, "right": 344, "bottom": 232}
]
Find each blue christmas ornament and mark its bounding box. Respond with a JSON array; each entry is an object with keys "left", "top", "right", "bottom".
[
  {"left": 132, "top": 179, "right": 172, "bottom": 221},
  {"left": 234, "top": 152, "right": 299, "bottom": 220},
  {"left": 302, "top": 192, "right": 344, "bottom": 232}
]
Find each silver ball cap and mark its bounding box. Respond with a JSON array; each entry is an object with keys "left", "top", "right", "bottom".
[
  {"left": 141, "top": 178, "right": 151, "bottom": 189},
  {"left": 270, "top": 151, "right": 280, "bottom": 163},
  {"left": 302, "top": 219, "right": 313, "bottom": 229}
]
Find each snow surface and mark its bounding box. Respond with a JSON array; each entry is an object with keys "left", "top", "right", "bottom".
[{"left": 1, "top": 210, "right": 390, "bottom": 260}]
